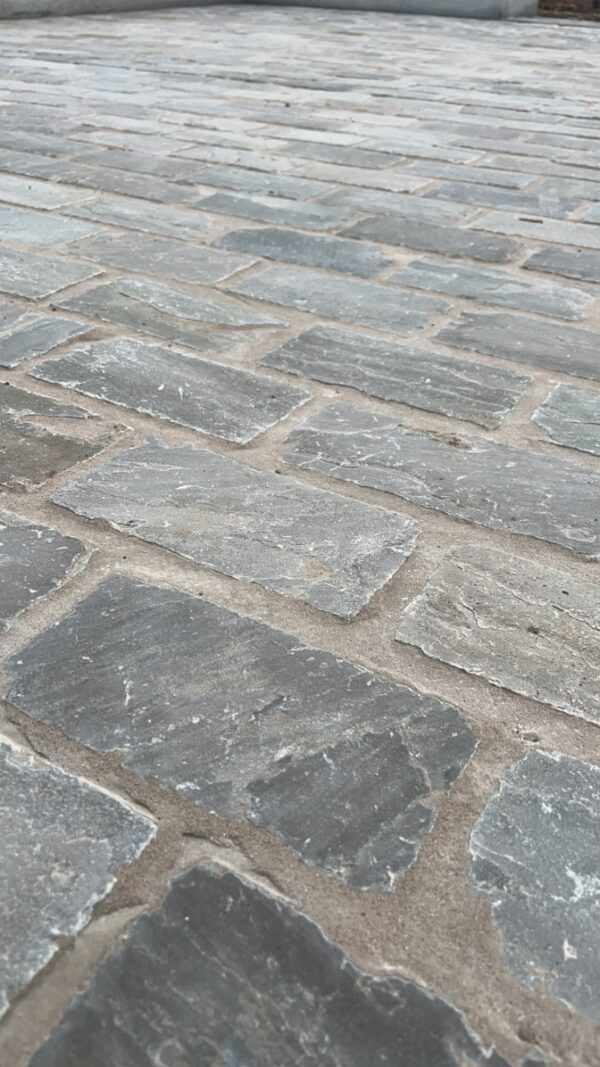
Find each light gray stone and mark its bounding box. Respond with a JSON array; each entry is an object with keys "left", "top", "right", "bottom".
[
  {"left": 0, "top": 205, "right": 102, "bottom": 248},
  {"left": 0, "top": 249, "right": 101, "bottom": 300},
  {"left": 69, "top": 231, "right": 254, "bottom": 285},
  {"left": 396, "top": 544, "right": 600, "bottom": 722},
  {"left": 286, "top": 158, "right": 427, "bottom": 193},
  {"left": 342, "top": 216, "right": 521, "bottom": 263},
  {"left": 0, "top": 515, "right": 85, "bottom": 630},
  {"left": 195, "top": 191, "right": 361, "bottom": 231},
  {"left": 263, "top": 325, "right": 530, "bottom": 428},
  {"left": 6, "top": 574, "right": 474, "bottom": 889},
  {"left": 53, "top": 437, "right": 419, "bottom": 618},
  {"left": 0, "top": 738, "right": 154, "bottom": 1017},
  {"left": 470, "top": 750, "right": 600, "bottom": 1022},
  {"left": 0, "top": 316, "right": 90, "bottom": 367},
  {"left": 228, "top": 266, "right": 448, "bottom": 336},
  {"left": 523, "top": 247, "right": 600, "bottom": 284},
  {"left": 532, "top": 384, "right": 600, "bottom": 457},
  {"left": 0, "top": 173, "right": 91, "bottom": 209},
  {"left": 33, "top": 338, "right": 309, "bottom": 444},
  {"left": 582, "top": 203, "right": 600, "bottom": 223},
  {"left": 216, "top": 226, "right": 391, "bottom": 277},
  {"left": 389, "top": 258, "right": 593, "bottom": 321},
  {"left": 195, "top": 165, "right": 331, "bottom": 199},
  {"left": 321, "top": 187, "right": 475, "bottom": 224},
  {"left": 472, "top": 211, "right": 600, "bottom": 250},
  {"left": 284, "top": 403, "right": 600, "bottom": 557},
  {"left": 65, "top": 194, "right": 217, "bottom": 240},
  {"left": 279, "top": 141, "right": 405, "bottom": 167},
  {"left": 425, "top": 181, "right": 582, "bottom": 219},
  {"left": 404, "top": 161, "right": 533, "bottom": 189}
]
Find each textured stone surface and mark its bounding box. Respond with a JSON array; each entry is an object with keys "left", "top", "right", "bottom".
[
  {"left": 6, "top": 575, "right": 474, "bottom": 889},
  {"left": 437, "top": 312, "right": 600, "bottom": 382},
  {"left": 0, "top": 174, "right": 91, "bottom": 209},
  {"left": 473, "top": 211, "right": 600, "bottom": 250},
  {"left": 285, "top": 403, "right": 600, "bottom": 557},
  {"left": 54, "top": 438, "right": 419, "bottom": 617},
  {"left": 69, "top": 231, "right": 253, "bottom": 285},
  {"left": 0, "top": 515, "right": 85, "bottom": 630},
  {"left": 216, "top": 226, "right": 391, "bottom": 277},
  {"left": 396, "top": 544, "right": 600, "bottom": 723},
  {"left": 532, "top": 384, "right": 600, "bottom": 457},
  {"left": 389, "top": 257, "right": 593, "bottom": 320},
  {"left": 0, "top": 205, "right": 101, "bottom": 248},
  {"left": 263, "top": 325, "right": 529, "bottom": 428},
  {"left": 66, "top": 193, "right": 217, "bottom": 239},
  {"left": 28, "top": 865, "right": 511, "bottom": 1067},
  {"left": 0, "top": 248, "right": 101, "bottom": 300},
  {"left": 196, "top": 164, "right": 331, "bottom": 199},
  {"left": 470, "top": 751, "right": 600, "bottom": 1022},
  {"left": 0, "top": 316, "right": 90, "bottom": 368},
  {"left": 228, "top": 266, "right": 448, "bottom": 335},
  {"left": 342, "top": 216, "right": 521, "bottom": 263},
  {"left": 523, "top": 247, "right": 600, "bottom": 284},
  {"left": 322, "top": 186, "right": 475, "bottom": 223},
  {"left": 425, "top": 180, "right": 582, "bottom": 219},
  {"left": 33, "top": 338, "right": 309, "bottom": 443},
  {"left": 0, "top": 739, "right": 154, "bottom": 1016},
  {"left": 196, "top": 191, "right": 360, "bottom": 231}
]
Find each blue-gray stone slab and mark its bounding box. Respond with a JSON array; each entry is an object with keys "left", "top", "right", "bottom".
[
  {"left": 194, "top": 165, "right": 331, "bottom": 200},
  {"left": 0, "top": 514, "right": 85, "bottom": 631},
  {"left": 195, "top": 191, "right": 361, "bottom": 231},
  {"left": 65, "top": 194, "right": 218, "bottom": 240},
  {"left": 523, "top": 247, "right": 600, "bottom": 285},
  {"left": 322, "top": 187, "right": 475, "bottom": 224},
  {"left": 0, "top": 204, "right": 102, "bottom": 248},
  {"left": 215, "top": 226, "right": 391, "bottom": 278},
  {"left": 424, "top": 181, "right": 582, "bottom": 219},
  {"left": 532, "top": 384, "right": 600, "bottom": 457},
  {"left": 69, "top": 231, "right": 254, "bottom": 285},
  {"left": 342, "top": 216, "right": 521, "bottom": 263},
  {"left": 0, "top": 248, "right": 101, "bottom": 300},
  {"left": 0, "top": 315, "right": 90, "bottom": 368}
]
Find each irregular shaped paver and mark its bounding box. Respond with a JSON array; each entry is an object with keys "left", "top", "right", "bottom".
[
  {"left": 0, "top": 249, "right": 101, "bottom": 300},
  {"left": 0, "top": 205, "right": 101, "bottom": 247},
  {"left": 470, "top": 751, "right": 600, "bottom": 1023},
  {"left": 69, "top": 231, "right": 254, "bottom": 285},
  {"left": 216, "top": 226, "right": 391, "bottom": 277},
  {"left": 53, "top": 438, "right": 419, "bottom": 618},
  {"left": 532, "top": 384, "right": 600, "bottom": 457},
  {"left": 524, "top": 247, "right": 600, "bottom": 284},
  {"left": 389, "top": 257, "right": 592, "bottom": 321},
  {"left": 0, "top": 515, "right": 85, "bottom": 630},
  {"left": 437, "top": 312, "right": 600, "bottom": 382},
  {"left": 196, "top": 190, "right": 360, "bottom": 230},
  {"left": 228, "top": 265, "right": 447, "bottom": 335},
  {"left": 33, "top": 338, "right": 309, "bottom": 444},
  {"left": 0, "top": 315, "right": 90, "bottom": 367},
  {"left": 29, "top": 864, "right": 511, "bottom": 1067},
  {"left": 6, "top": 574, "right": 474, "bottom": 889},
  {"left": 284, "top": 403, "right": 600, "bottom": 557},
  {"left": 395, "top": 544, "right": 600, "bottom": 723},
  {"left": 66, "top": 193, "right": 217, "bottom": 239},
  {"left": 0, "top": 739, "right": 154, "bottom": 1017},
  {"left": 342, "top": 217, "right": 521, "bottom": 263},
  {"left": 263, "top": 325, "right": 530, "bottom": 428}
]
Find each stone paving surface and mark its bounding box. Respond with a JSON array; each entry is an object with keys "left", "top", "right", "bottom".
[{"left": 0, "top": 6, "right": 599, "bottom": 1067}]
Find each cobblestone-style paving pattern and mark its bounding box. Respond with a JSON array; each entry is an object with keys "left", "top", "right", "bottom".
[{"left": 0, "top": 7, "right": 599, "bottom": 1066}]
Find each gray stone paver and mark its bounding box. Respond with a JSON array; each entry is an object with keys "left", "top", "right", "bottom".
[
  {"left": 532, "top": 383, "right": 600, "bottom": 457},
  {"left": 0, "top": 515, "right": 86, "bottom": 630}
]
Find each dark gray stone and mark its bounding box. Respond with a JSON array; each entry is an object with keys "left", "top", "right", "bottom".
[
  {"left": 321, "top": 187, "right": 475, "bottom": 223},
  {"left": 425, "top": 181, "right": 582, "bottom": 219},
  {"left": 195, "top": 191, "right": 361, "bottom": 231},
  {"left": 228, "top": 266, "right": 447, "bottom": 336},
  {"left": 470, "top": 750, "right": 600, "bottom": 1022},
  {"left": 194, "top": 165, "right": 331, "bottom": 199},
  {"left": 0, "top": 205, "right": 101, "bottom": 248},
  {"left": 389, "top": 258, "right": 593, "bottom": 321},
  {"left": 263, "top": 325, "right": 530, "bottom": 428},
  {"left": 0, "top": 249, "right": 101, "bottom": 300},
  {"left": 342, "top": 216, "right": 521, "bottom": 263},
  {"left": 33, "top": 338, "right": 309, "bottom": 444},
  {"left": 57, "top": 276, "right": 285, "bottom": 354},
  {"left": 28, "top": 864, "right": 511, "bottom": 1067},
  {"left": 473, "top": 212, "right": 600, "bottom": 250},
  {"left": 396, "top": 545, "right": 600, "bottom": 723},
  {"left": 66, "top": 194, "right": 217, "bottom": 240},
  {"left": 437, "top": 312, "right": 600, "bottom": 383},
  {"left": 6, "top": 574, "right": 474, "bottom": 889},
  {"left": 216, "top": 226, "right": 391, "bottom": 277},
  {"left": 523, "top": 247, "right": 600, "bottom": 284},
  {"left": 0, "top": 515, "right": 85, "bottom": 630},
  {"left": 532, "top": 384, "right": 600, "bottom": 457},
  {"left": 284, "top": 403, "right": 600, "bottom": 558},
  {"left": 68, "top": 231, "right": 254, "bottom": 285},
  {"left": 0, "top": 316, "right": 90, "bottom": 368},
  {"left": 0, "top": 738, "right": 154, "bottom": 1017},
  {"left": 53, "top": 438, "right": 419, "bottom": 618}
]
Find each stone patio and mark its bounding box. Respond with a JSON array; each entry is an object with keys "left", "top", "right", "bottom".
[{"left": 0, "top": 6, "right": 599, "bottom": 1065}]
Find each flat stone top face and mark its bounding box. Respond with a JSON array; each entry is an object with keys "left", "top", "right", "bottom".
[{"left": 0, "top": 515, "right": 85, "bottom": 631}]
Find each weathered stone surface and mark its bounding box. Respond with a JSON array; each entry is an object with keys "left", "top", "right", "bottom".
[
  {"left": 285, "top": 403, "right": 600, "bottom": 557},
  {"left": 0, "top": 515, "right": 85, "bottom": 630},
  {"left": 53, "top": 438, "right": 419, "bottom": 618},
  {"left": 396, "top": 545, "right": 600, "bottom": 722},
  {"left": 194, "top": 164, "right": 331, "bottom": 199},
  {"left": 322, "top": 187, "right": 475, "bottom": 223},
  {"left": 6, "top": 574, "right": 474, "bottom": 889},
  {"left": 523, "top": 247, "right": 600, "bottom": 284},
  {"left": 287, "top": 158, "right": 427, "bottom": 193},
  {"left": 196, "top": 191, "right": 361, "bottom": 231},
  {"left": 425, "top": 180, "right": 582, "bottom": 219},
  {"left": 29, "top": 864, "right": 511, "bottom": 1067},
  {"left": 389, "top": 258, "right": 592, "bottom": 321},
  {"left": 216, "top": 226, "right": 390, "bottom": 277},
  {"left": 473, "top": 211, "right": 600, "bottom": 250},
  {"left": 581, "top": 203, "right": 600, "bottom": 223},
  {"left": 57, "top": 276, "right": 285, "bottom": 353},
  {"left": 281, "top": 140, "right": 405, "bottom": 167},
  {"left": 228, "top": 266, "right": 447, "bottom": 336},
  {"left": 405, "top": 160, "right": 533, "bottom": 189},
  {"left": 0, "top": 315, "right": 90, "bottom": 367},
  {"left": 342, "top": 216, "right": 521, "bottom": 263},
  {"left": 0, "top": 173, "right": 91, "bottom": 209},
  {"left": 532, "top": 384, "right": 600, "bottom": 457},
  {"left": 0, "top": 738, "right": 154, "bottom": 1017},
  {"left": 66, "top": 193, "right": 217, "bottom": 239},
  {"left": 33, "top": 338, "right": 309, "bottom": 443},
  {"left": 437, "top": 312, "right": 600, "bottom": 382},
  {"left": 0, "top": 204, "right": 101, "bottom": 247},
  {"left": 263, "top": 325, "right": 529, "bottom": 428},
  {"left": 470, "top": 750, "right": 600, "bottom": 1022},
  {"left": 69, "top": 231, "right": 254, "bottom": 285},
  {"left": 0, "top": 249, "right": 101, "bottom": 300}
]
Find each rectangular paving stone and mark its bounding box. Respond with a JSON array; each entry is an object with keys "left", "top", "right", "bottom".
[
  {"left": 0, "top": 173, "right": 92, "bottom": 209},
  {"left": 68, "top": 231, "right": 254, "bottom": 285},
  {"left": 532, "top": 383, "right": 600, "bottom": 457},
  {"left": 280, "top": 141, "right": 406, "bottom": 167},
  {"left": 425, "top": 181, "right": 582, "bottom": 219},
  {"left": 195, "top": 191, "right": 361, "bottom": 231},
  {"left": 0, "top": 315, "right": 90, "bottom": 367},
  {"left": 72, "top": 146, "right": 210, "bottom": 181},
  {"left": 60, "top": 165, "right": 202, "bottom": 206},
  {"left": 228, "top": 266, "right": 448, "bottom": 336},
  {"left": 65, "top": 193, "right": 218, "bottom": 240},
  {"left": 28, "top": 865, "right": 512, "bottom": 1067},
  {"left": 284, "top": 403, "right": 600, "bottom": 558},
  {"left": 57, "top": 276, "right": 285, "bottom": 354},
  {"left": 262, "top": 325, "right": 530, "bottom": 429},
  {"left": 6, "top": 574, "right": 474, "bottom": 890},
  {"left": 404, "top": 161, "right": 534, "bottom": 189},
  {"left": 357, "top": 138, "right": 480, "bottom": 164},
  {"left": 437, "top": 312, "right": 600, "bottom": 382},
  {"left": 321, "top": 187, "right": 475, "bottom": 224},
  {"left": 472, "top": 210, "right": 600, "bottom": 250},
  {"left": 470, "top": 751, "right": 600, "bottom": 1023},
  {"left": 0, "top": 515, "right": 85, "bottom": 631},
  {"left": 523, "top": 246, "right": 600, "bottom": 284},
  {"left": 396, "top": 544, "right": 600, "bottom": 724},
  {"left": 286, "top": 159, "right": 427, "bottom": 193},
  {"left": 0, "top": 248, "right": 101, "bottom": 300},
  {"left": 0, "top": 738, "right": 154, "bottom": 1017},
  {"left": 33, "top": 338, "right": 309, "bottom": 444},
  {"left": 342, "top": 216, "right": 521, "bottom": 264},
  {"left": 389, "top": 257, "right": 593, "bottom": 321},
  {"left": 215, "top": 226, "right": 391, "bottom": 278},
  {"left": 195, "top": 164, "right": 331, "bottom": 199},
  {"left": 0, "top": 204, "right": 102, "bottom": 247},
  {"left": 53, "top": 439, "right": 419, "bottom": 618}
]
